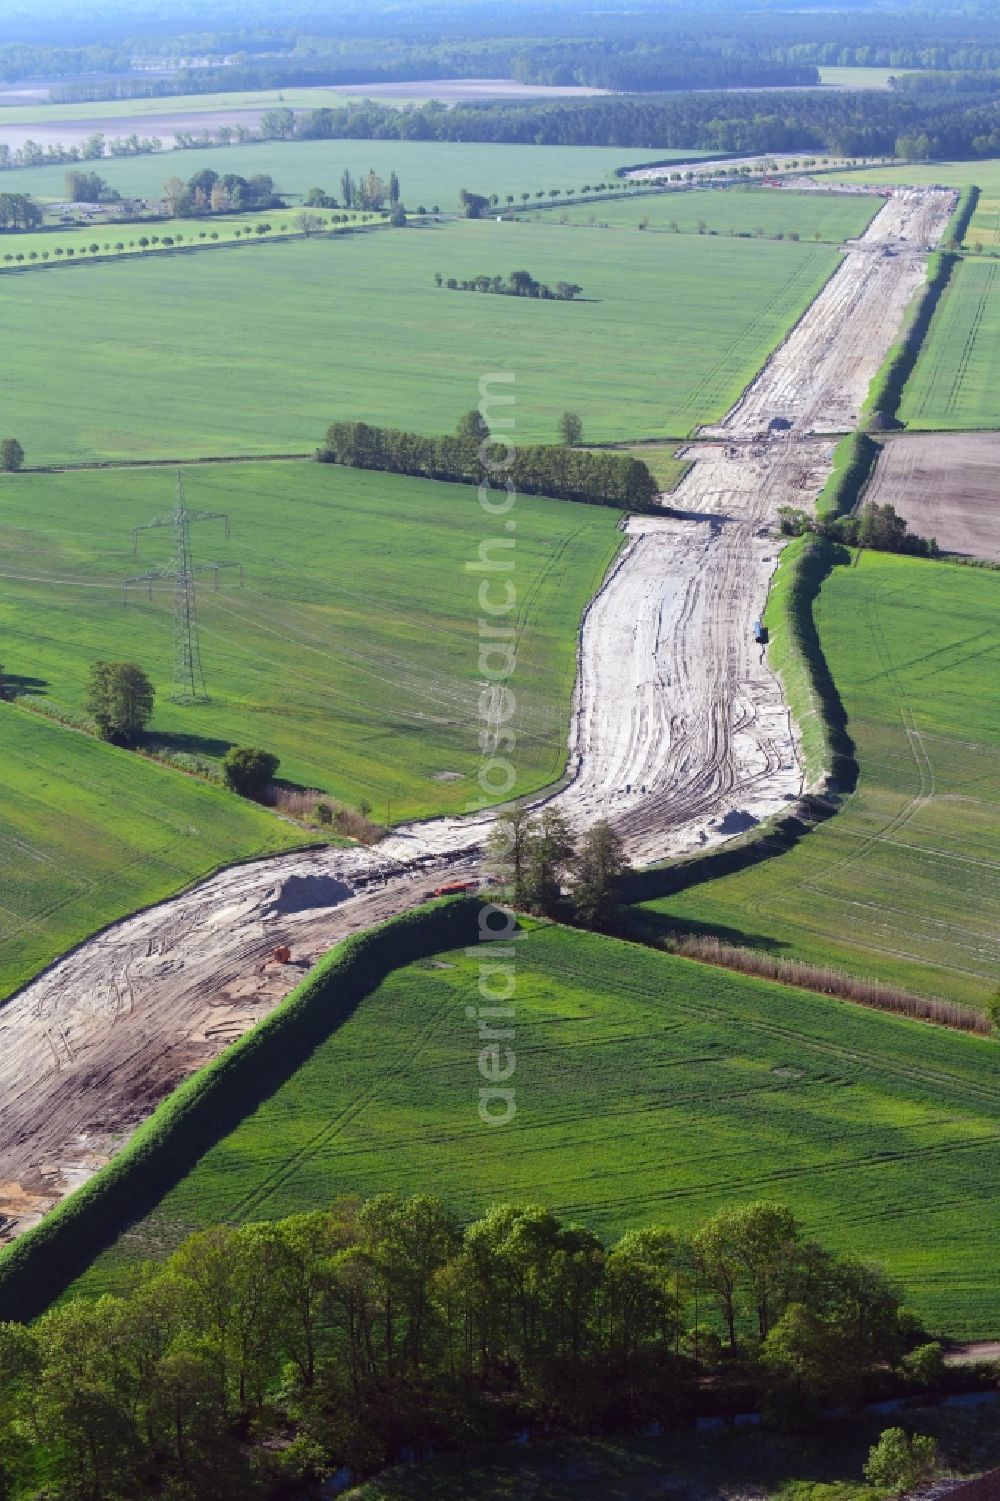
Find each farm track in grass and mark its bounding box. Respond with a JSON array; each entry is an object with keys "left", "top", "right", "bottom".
[
  {"left": 75, "top": 922, "right": 1000, "bottom": 1338},
  {"left": 636, "top": 551, "right": 1000, "bottom": 1007},
  {"left": 0, "top": 219, "right": 846, "bottom": 460}
]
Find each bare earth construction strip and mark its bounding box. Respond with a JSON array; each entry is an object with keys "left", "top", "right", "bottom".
[{"left": 0, "top": 186, "right": 955, "bottom": 1239}]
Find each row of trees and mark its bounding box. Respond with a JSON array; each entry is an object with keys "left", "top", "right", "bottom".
[
  {"left": 435, "top": 269, "right": 583, "bottom": 300},
  {"left": 321, "top": 414, "right": 659, "bottom": 511},
  {"left": 0, "top": 1195, "right": 919, "bottom": 1496}
]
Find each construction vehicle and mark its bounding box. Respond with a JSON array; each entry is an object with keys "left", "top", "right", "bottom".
[
  {"left": 432, "top": 880, "right": 478, "bottom": 897},
  {"left": 271, "top": 944, "right": 292, "bottom": 964}
]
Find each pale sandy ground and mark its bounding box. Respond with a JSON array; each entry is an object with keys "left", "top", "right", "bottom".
[
  {"left": 866, "top": 432, "right": 1000, "bottom": 562},
  {"left": 0, "top": 187, "right": 955, "bottom": 1239}
]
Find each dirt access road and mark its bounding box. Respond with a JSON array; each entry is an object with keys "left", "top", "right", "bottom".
[{"left": 0, "top": 187, "right": 954, "bottom": 1239}]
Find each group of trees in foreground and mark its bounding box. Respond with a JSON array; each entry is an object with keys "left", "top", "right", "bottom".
[
  {"left": 0, "top": 1196, "right": 930, "bottom": 1498},
  {"left": 321, "top": 413, "right": 659, "bottom": 511}
]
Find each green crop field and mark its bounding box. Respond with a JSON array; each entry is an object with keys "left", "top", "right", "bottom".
[
  {"left": 0, "top": 705, "right": 303, "bottom": 1002},
  {"left": 0, "top": 461, "right": 620, "bottom": 819},
  {"left": 0, "top": 220, "right": 842, "bottom": 461},
  {"left": 636, "top": 551, "right": 1000, "bottom": 1008},
  {"left": 10, "top": 139, "right": 699, "bottom": 213},
  {"left": 76, "top": 920, "right": 1000, "bottom": 1336},
  {"left": 817, "top": 65, "right": 914, "bottom": 88},
  {"left": 532, "top": 185, "right": 878, "bottom": 243},
  {"left": 899, "top": 257, "right": 1000, "bottom": 427}
]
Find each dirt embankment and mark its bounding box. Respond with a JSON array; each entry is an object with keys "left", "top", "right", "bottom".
[{"left": 0, "top": 187, "right": 955, "bottom": 1240}]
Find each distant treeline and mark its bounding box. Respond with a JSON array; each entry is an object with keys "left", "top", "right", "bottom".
[
  {"left": 0, "top": 1194, "right": 915, "bottom": 1495},
  {"left": 321, "top": 418, "right": 659, "bottom": 511},
  {"left": 284, "top": 91, "right": 1000, "bottom": 161}
]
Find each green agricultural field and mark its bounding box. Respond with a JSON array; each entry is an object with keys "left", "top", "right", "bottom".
[
  {"left": 0, "top": 219, "right": 842, "bottom": 460},
  {"left": 0, "top": 706, "right": 302, "bottom": 1002},
  {"left": 637, "top": 551, "right": 1000, "bottom": 1008},
  {"left": 76, "top": 921, "right": 1000, "bottom": 1336},
  {"left": 533, "top": 186, "right": 879, "bottom": 243},
  {"left": 10, "top": 139, "right": 698, "bottom": 213},
  {"left": 899, "top": 257, "right": 1000, "bottom": 427},
  {"left": 0, "top": 461, "right": 620, "bottom": 819}
]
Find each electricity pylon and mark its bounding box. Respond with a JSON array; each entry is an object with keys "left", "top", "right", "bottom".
[{"left": 123, "top": 469, "right": 243, "bottom": 703}]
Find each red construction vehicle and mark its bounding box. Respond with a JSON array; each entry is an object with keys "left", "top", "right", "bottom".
[{"left": 432, "top": 880, "right": 478, "bottom": 897}]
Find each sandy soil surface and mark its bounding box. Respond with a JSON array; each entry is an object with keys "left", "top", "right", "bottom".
[
  {"left": 0, "top": 186, "right": 955, "bottom": 1239},
  {"left": 866, "top": 432, "right": 1000, "bottom": 562}
]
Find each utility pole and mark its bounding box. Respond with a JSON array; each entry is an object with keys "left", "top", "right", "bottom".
[{"left": 123, "top": 469, "right": 243, "bottom": 703}]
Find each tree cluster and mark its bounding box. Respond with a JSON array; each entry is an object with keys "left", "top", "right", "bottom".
[
  {"left": 487, "top": 809, "right": 629, "bottom": 930},
  {"left": 779, "top": 501, "right": 938, "bottom": 559},
  {"left": 64, "top": 169, "right": 119, "bottom": 203},
  {"left": 0, "top": 1195, "right": 911, "bottom": 1497},
  {"left": 0, "top": 439, "right": 24, "bottom": 472},
  {"left": 163, "top": 168, "right": 282, "bottom": 216},
  {"left": 338, "top": 168, "right": 397, "bottom": 212},
  {"left": 0, "top": 193, "right": 42, "bottom": 230},
  {"left": 321, "top": 416, "right": 659, "bottom": 512},
  {"left": 84, "top": 661, "right": 155, "bottom": 748},
  {"left": 436, "top": 268, "right": 583, "bottom": 300}
]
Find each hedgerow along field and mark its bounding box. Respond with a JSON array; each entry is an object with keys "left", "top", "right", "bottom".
[
  {"left": 10, "top": 139, "right": 702, "bottom": 213},
  {"left": 0, "top": 706, "right": 303, "bottom": 1003},
  {"left": 0, "top": 219, "right": 844, "bottom": 461},
  {"left": 0, "top": 461, "right": 620, "bottom": 819},
  {"left": 898, "top": 256, "right": 1000, "bottom": 427},
  {"left": 75, "top": 920, "right": 1000, "bottom": 1337},
  {"left": 532, "top": 185, "right": 879, "bottom": 243},
  {"left": 636, "top": 551, "right": 1000, "bottom": 1008}
]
